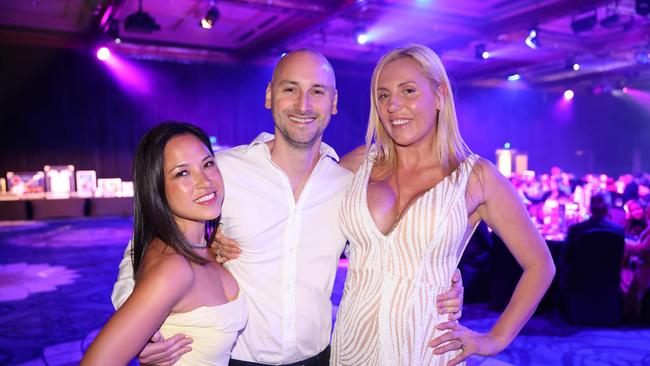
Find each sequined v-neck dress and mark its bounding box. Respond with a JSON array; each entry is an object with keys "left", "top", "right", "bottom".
[{"left": 331, "top": 152, "right": 479, "bottom": 366}]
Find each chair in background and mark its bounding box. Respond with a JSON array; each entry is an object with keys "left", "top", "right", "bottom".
[{"left": 561, "top": 230, "right": 625, "bottom": 326}]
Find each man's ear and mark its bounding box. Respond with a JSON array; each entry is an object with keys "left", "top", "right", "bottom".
[
  {"left": 264, "top": 83, "right": 272, "bottom": 110},
  {"left": 331, "top": 89, "right": 338, "bottom": 115}
]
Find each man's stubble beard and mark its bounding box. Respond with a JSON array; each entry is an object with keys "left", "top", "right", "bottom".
[{"left": 273, "top": 111, "right": 329, "bottom": 151}]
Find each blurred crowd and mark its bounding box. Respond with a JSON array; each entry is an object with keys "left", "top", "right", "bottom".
[
  {"left": 508, "top": 167, "right": 650, "bottom": 321},
  {"left": 509, "top": 167, "right": 650, "bottom": 240}
]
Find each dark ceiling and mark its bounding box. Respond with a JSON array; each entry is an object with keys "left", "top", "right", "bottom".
[{"left": 1, "top": 0, "right": 650, "bottom": 91}]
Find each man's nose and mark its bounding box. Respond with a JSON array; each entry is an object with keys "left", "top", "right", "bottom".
[{"left": 295, "top": 91, "right": 311, "bottom": 111}]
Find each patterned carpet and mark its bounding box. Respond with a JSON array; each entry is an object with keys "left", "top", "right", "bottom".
[{"left": 0, "top": 217, "right": 649, "bottom": 366}]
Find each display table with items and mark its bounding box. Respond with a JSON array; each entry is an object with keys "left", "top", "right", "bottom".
[
  {"left": 1, "top": 166, "right": 133, "bottom": 220},
  {"left": 0, "top": 193, "right": 133, "bottom": 220}
]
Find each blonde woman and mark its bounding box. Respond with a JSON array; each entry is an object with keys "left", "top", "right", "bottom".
[{"left": 332, "top": 45, "right": 555, "bottom": 366}]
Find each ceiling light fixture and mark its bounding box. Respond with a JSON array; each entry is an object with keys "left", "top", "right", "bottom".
[
  {"left": 570, "top": 11, "right": 597, "bottom": 33},
  {"left": 525, "top": 28, "right": 539, "bottom": 49},
  {"left": 475, "top": 44, "right": 489, "bottom": 60},
  {"left": 106, "top": 19, "right": 121, "bottom": 43},
  {"left": 507, "top": 73, "right": 521, "bottom": 81},
  {"left": 636, "top": 0, "right": 650, "bottom": 16},
  {"left": 200, "top": 2, "right": 220, "bottom": 29},
  {"left": 354, "top": 27, "right": 368, "bottom": 45},
  {"left": 125, "top": 0, "right": 160, "bottom": 33}
]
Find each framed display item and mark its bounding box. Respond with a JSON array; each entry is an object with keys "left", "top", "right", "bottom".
[
  {"left": 76, "top": 170, "right": 97, "bottom": 196},
  {"left": 97, "top": 178, "right": 122, "bottom": 197},
  {"left": 120, "top": 181, "right": 134, "bottom": 197},
  {"left": 6, "top": 171, "right": 45, "bottom": 195},
  {"left": 44, "top": 165, "right": 75, "bottom": 194}
]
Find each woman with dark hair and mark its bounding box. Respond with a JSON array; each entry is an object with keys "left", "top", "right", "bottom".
[{"left": 83, "top": 122, "right": 246, "bottom": 365}]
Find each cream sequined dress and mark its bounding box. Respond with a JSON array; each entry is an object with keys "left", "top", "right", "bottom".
[{"left": 331, "top": 151, "right": 479, "bottom": 366}]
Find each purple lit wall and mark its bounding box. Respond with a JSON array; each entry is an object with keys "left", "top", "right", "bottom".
[
  {"left": 455, "top": 86, "right": 650, "bottom": 176},
  {"left": 1, "top": 44, "right": 648, "bottom": 181}
]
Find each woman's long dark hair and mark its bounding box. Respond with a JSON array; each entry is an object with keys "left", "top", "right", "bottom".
[{"left": 132, "top": 122, "right": 219, "bottom": 275}]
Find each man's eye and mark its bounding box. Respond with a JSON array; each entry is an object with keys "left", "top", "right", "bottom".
[
  {"left": 312, "top": 89, "right": 325, "bottom": 95},
  {"left": 404, "top": 88, "right": 416, "bottom": 94},
  {"left": 283, "top": 87, "right": 295, "bottom": 93}
]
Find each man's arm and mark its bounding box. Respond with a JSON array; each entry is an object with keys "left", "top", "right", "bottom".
[{"left": 111, "top": 240, "right": 135, "bottom": 309}]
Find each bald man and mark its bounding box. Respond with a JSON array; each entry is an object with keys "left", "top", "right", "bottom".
[{"left": 111, "top": 49, "right": 462, "bottom": 366}]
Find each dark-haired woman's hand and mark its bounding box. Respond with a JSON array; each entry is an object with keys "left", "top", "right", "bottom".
[{"left": 210, "top": 227, "right": 241, "bottom": 263}]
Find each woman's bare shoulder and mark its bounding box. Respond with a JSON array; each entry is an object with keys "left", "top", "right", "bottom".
[
  {"left": 340, "top": 145, "right": 367, "bottom": 173},
  {"left": 138, "top": 240, "right": 194, "bottom": 291}
]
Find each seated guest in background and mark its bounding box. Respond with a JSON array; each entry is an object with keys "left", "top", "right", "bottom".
[
  {"left": 83, "top": 123, "right": 246, "bottom": 365},
  {"left": 566, "top": 194, "right": 624, "bottom": 241},
  {"left": 561, "top": 193, "right": 626, "bottom": 325},
  {"left": 624, "top": 199, "right": 647, "bottom": 240},
  {"left": 621, "top": 174, "right": 639, "bottom": 203}
]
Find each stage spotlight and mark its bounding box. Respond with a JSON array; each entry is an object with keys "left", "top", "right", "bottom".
[
  {"left": 623, "top": 87, "right": 629, "bottom": 93},
  {"left": 600, "top": 12, "right": 620, "bottom": 28},
  {"left": 125, "top": 0, "right": 160, "bottom": 33},
  {"left": 96, "top": 47, "right": 111, "bottom": 61},
  {"left": 571, "top": 11, "right": 597, "bottom": 33},
  {"left": 636, "top": 0, "right": 650, "bottom": 16},
  {"left": 507, "top": 73, "right": 521, "bottom": 81},
  {"left": 475, "top": 44, "right": 489, "bottom": 60},
  {"left": 566, "top": 59, "right": 580, "bottom": 71},
  {"left": 636, "top": 51, "right": 650, "bottom": 64},
  {"left": 525, "top": 28, "right": 539, "bottom": 49},
  {"left": 200, "top": 3, "right": 220, "bottom": 29},
  {"left": 355, "top": 27, "right": 368, "bottom": 45},
  {"left": 106, "top": 19, "right": 121, "bottom": 43},
  {"left": 563, "top": 89, "right": 575, "bottom": 100}
]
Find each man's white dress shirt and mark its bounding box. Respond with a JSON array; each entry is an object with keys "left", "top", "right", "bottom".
[{"left": 111, "top": 133, "right": 352, "bottom": 364}]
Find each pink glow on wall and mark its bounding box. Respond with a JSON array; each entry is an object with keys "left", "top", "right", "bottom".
[
  {"left": 101, "top": 52, "right": 151, "bottom": 95},
  {"left": 621, "top": 88, "right": 650, "bottom": 114}
]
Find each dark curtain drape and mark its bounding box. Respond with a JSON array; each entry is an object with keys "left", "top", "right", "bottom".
[
  {"left": 0, "top": 44, "right": 369, "bottom": 181},
  {"left": 2, "top": 43, "right": 649, "bottom": 180}
]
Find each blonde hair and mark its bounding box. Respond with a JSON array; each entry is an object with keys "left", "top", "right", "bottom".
[{"left": 365, "top": 44, "right": 471, "bottom": 178}]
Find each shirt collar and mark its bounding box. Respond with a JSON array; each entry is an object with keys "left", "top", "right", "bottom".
[{"left": 245, "top": 132, "right": 340, "bottom": 162}]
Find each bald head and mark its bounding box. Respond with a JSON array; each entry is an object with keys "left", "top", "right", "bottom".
[
  {"left": 271, "top": 49, "right": 336, "bottom": 88},
  {"left": 264, "top": 48, "right": 339, "bottom": 151}
]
